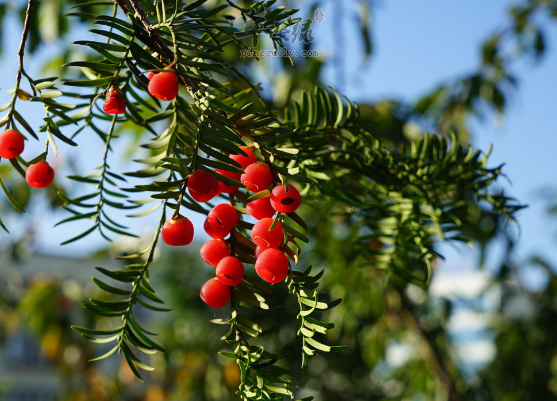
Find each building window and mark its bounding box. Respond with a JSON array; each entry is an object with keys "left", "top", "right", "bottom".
[{"left": 4, "top": 332, "right": 49, "bottom": 366}]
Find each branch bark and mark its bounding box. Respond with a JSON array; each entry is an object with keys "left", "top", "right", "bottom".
[
  {"left": 118, "top": 0, "right": 199, "bottom": 91},
  {"left": 7, "top": 0, "right": 35, "bottom": 130},
  {"left": 17, "top": 0, "right": 34, "bottom": 76}
]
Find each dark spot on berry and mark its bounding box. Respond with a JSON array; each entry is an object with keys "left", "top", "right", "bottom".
[{"left": 281, "top": 197, "right": 294, "bottom": 205}]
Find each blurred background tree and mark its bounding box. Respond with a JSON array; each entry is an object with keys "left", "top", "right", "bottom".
[{"left": 0, "top": 0, "right": 556, "bottom": 400}]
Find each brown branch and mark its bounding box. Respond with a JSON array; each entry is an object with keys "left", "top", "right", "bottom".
[
  {"left": 118, "top": 0, "right": 199, "bottom": 91},
  {"left": 17, "top": 0, "right": 33, "bottom": 80},
  {"left": 113, "top": 0, "right": 128, "bottom": 14},
  {"left": 6, "top": 0, "right": 34, "bottom": 130},
  {"left": 127, "top": 0, "right": 173, "bottom": 59},
  {"left": 400, "top": 293, "right": 462, "bottom": 401}
]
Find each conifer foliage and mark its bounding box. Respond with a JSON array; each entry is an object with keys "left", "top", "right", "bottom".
[{"left": 0, "top": 0, "right": 521, "bottom": 399}]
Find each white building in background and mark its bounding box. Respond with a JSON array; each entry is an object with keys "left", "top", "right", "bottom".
[
  {"left": 429, "top": 269, "right": 500, "bottom": 374},
  {"left": 0, "top": 252, "right": 121, "bottom": 401},
  {"left": 1, "top": 332, "right": 57, "bottom": 401},
  {"left": 384, "top": 269, "right": 501, "bottom": 377}
]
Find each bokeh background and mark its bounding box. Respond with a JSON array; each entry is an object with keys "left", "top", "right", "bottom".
[{"left": 1, "top": 0, "right": 557, "bottom": 400}]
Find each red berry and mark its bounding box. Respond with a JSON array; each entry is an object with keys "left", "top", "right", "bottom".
[
  {"left": 216, "top": 256, "right": 244, "bottom": 286},
  {"left": 241, "top": 163, "right": 273, "bottom": 192},
  {"left": 255, "top": 248, "right": 289, "bottom": 284},
  {"left": 26, "top": 161, "right": 55, "bottom": 188},
  {"left": 0, "top": 129, "right": 24, "bottom": 159},
  {"left": 246, "top": 197, "right": 275, "bottom": 220},
  {"left": 103, "top": 85, "right": 126, "bottom": 114},
  {"left": 208, "top": 203, "right": 238, "bottom": 230},
  {"left": 251, "top": 218, "right": 284, "bottom": 248},
  {"left": 270, "top": 184, "right": 301, "bottom": 214},
  {"left": 147, "top": 71, "right": 155, "bottom": 80},
  {"left": 229, "top": 146, "right": 257, "bottom": 170},
  {"left": 148, "top": 71, "right": 179, "bottom": 101},
  {"left": 200, "top": 278, "right": 230, "bottom": 309},
  {"left": 255, "top": 243, "right": 279, "bottom": 258},
  {"left": 204, "top": 218, "right": 226, "bottom": 239},
  {"left": 204, "top": 203, "right": 238, "bottom": 239},
  {"left": 103, "top": 95, "right": 126, "bottom": 114},
  {"left": 214, "top": 168, "right": 241, "bottom": 194},
  {"left": 200, "top": 239, "right": 230, "bottom": 268},
  {"left": 187, "top": 170, "right": 220, "bottom": 202},
  {"left": 161, "top": 215, "right": 194, "bottom": 246}
]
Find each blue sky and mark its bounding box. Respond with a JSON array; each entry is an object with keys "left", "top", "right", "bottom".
[
  {"left": 317, "top": 0, "right": 557, "bottom": 280},
  {"left": 0, "top": 0, "right": 556, "bottom": 281}
]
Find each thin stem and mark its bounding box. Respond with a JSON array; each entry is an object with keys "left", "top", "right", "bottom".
[
  {"left": 16, "top": 0, "right": 33, "bottom": 86},
  {"left": 114, "top": 0, "right": 129, "bottom": 14},
  {"left": 400, "top": 293, "right": 462, "bottom": 401},
  {"left": 117, "top": 206, "right": 167, "bottom": 350},
  {"left": 167, "top": 24, "right": 179, "bottom": 65},
  {"left": 122, "top": 0, "right": 199, "bottom": 91},
  {"left": 146, "top": 207, "right": 166, "bottom": 264},
  {"left": 109, "top": 34, "right": 136, "bottom": 88},
  {"left": 172, "top": 99, "right": 202, "bottom": 218},
  {"left": 94, "top": 115, "right": 118, "bottom": 239},
  {"left": 172, "top": 0, "right": 179, "bottom": 20},
  {"left": 7, "top": 0, "right": 34, "bottom": 129},
  {"left": 161, "top": 0, "right": 167, "bottom": 23},
  {"left": 7, "top": 0, "right": 59, "bottom": 158},
  {"left": 224, "top": 0, "right": 242, "bottom": 13},
  {"left": 172, "top": 180, "right": 188, "bottom": 219},
  {"left": 22, "top": 70, "right": 37, "bottom": 97}
]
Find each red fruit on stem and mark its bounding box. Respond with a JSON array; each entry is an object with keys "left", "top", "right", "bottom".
[
  {"left": 187, "top": 170, "right": 220, "bottom": 202},
  {"left": 103, "top": 95, "right": 126, "bottom": 114},
  {"left": 204, "top": 218, "right": 227, "bottom": 239},
  {"left": 161, "top": 215, "right": 194, "bottom": 246},
  {"left": 147, "top": 71, "right": 155, "bottom": 80},
  {"left": 204, "top": 203, "right": 238, "bottom": 239},
  {"left": 270, "top": 184, "right": 301, "bottom": 214},
  {"left": 251, "top": 218, "right": 284, "bottom": 248},
  {"left": 26, "top": 161, "right": 55, "bottom": 188},
  {"left": 216, "top": 256, "right": 244, "bottom": 286},
  {"left": 229, "top": 146, "right": 257, "bottom": 170},
  {"left": 255, "top": 248, "right": 289, "bottom": 284},
  {"left": 200, "top": 278, "right": 230, "bottom": 309},
  {"left": 255, "top": 243, "right": 279, "bottom": 258},
  {"left": 241, "top": 163, "right": 273, "bottom": 192},
  {"left": 0, "top": 129, "right": 24, "bottom": 159},
  {"left": 200, "top": 239, "right": 230, "bottom": 268},
  {"left": 148, "top": 70, "right": 179, "bottom": 101},
  {"left": 103, "top": 85, "right": 126, "bottom": 114},
  {"left": 214, "top": 168, "right": 241, "bottom": 194},
  {"left": 246, "top": 197, "right": 275, "bottom": 220},
  {"left": 208, "top": 203, "right": 238, "bottom": 230}
]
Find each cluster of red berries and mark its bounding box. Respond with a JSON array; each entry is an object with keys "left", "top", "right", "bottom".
[
  {"left": 0, "top": 129, "right": 55, "bottom": 188},
  {"left": 160, "top": 146, "right": 302, "bottom": 309},
  {"left": 103, "top": 70, "right": 180, "bottom": 114}
]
